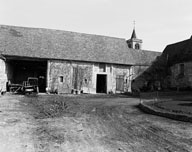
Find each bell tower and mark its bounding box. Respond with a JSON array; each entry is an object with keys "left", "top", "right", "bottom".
[{"left": 127, "top": 22, "right": 142, "bottom": 50}]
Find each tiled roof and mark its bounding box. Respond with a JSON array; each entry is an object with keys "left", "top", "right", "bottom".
[
  {"left": 130, "top": 49, "right": 160, "bottom": 65},
  {"left": 162, "top": 36, "right": 192, "bottom": 65},
  {"left": 0, "top": 25, "right": 160, "bottom": 65}
]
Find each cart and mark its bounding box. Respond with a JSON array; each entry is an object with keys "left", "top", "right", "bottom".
[
  {"left": 22, "top": 77, "right": 39, "bottom": 94},
  {"left": 9, "top": 77, "right": 39, "bottom": 94}
]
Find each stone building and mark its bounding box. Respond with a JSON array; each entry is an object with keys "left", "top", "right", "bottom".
[
  {"left": 0, "top": 25, "right": 160, "bottom": 94},
  {"left": 162, "top": 36, "right": 192, "bottom": 90}
]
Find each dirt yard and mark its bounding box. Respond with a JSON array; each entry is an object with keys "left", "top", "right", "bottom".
[{"left": 0, "top": 94, "right": 192, "bottom": 152}]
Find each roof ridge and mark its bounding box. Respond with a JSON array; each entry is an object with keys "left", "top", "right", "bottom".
[
  {"left": 141, "top": 49, "right": 161, "bottom": 53},
  {"left": 0, "top": 24, "right": 126, "bottom": 41},
  {"left": 166, "top": 39, "right": 190, "bottom": 47}
]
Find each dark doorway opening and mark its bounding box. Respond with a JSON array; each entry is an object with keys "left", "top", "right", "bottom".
[
  {"left": 96, "top": 74, "right": 107, "bottom": 93},
  {"left": 7, "top": 59, "right": 47, "bottom": 92}
]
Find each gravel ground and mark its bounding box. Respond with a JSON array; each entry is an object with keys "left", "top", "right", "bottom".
[{"left": 0, "top": 94, "right": 192, "bottom": 152}]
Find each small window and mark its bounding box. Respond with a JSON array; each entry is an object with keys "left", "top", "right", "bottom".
[
  {"left": 128, "top": 43, "right": 132, "bottom": 48},
  {"left": 135, "top": 43, "right": 140, "bottom": 49},
  {"left": 59, "top": 76, "right": 64, "bottom": 83},
  {"left": 99, "top": 64, "right": 106, "bottom": 72},
  {"left": 84, "top": 78, "right": 88, "bottom": 84},
  {"left": 179, "top": 64, "right": 184, "bottom": 76}
]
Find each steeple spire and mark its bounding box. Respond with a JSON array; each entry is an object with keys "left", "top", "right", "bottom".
[
  {"left": 131, "top": 29, "right": 137, "bottom": 39},
  {"left": 131, "top": 21, "right": 137, "bottom": 39},
  {"left": 126, "top": 21, "right": 143, "bottom": 50}
]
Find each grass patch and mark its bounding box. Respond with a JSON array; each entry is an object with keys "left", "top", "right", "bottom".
[
  {"left": 154, "top": 100, "right": 192, "bottom": 115},
  {"left": 21, "top": 95, "right": 81, "bottom": 119}
]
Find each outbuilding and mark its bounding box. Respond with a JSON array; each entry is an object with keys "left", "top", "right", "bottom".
[{"left": 0, "top": 25, "right": 160, "bottom": 94}]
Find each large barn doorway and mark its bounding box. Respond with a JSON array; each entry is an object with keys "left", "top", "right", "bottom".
[
  {"left": 96, "top": 74, "right": 107, "bottom": 93},
  {"left": 6, "top": 59, "right": 47, "bottom": 92}
]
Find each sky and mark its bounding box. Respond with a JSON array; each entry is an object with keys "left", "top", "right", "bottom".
[{"left": 0, "top": 0, "right": 192, "bottom": 52}]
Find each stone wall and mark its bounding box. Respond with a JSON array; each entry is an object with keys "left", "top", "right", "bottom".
[
  {"left": 170, "top": 62, "right": 192, "bottom": 88},
  {"left": 92, "top": 64, "right": 133, "bottom": 93},
  {"left": 47, "top": 60, "right": 136, "bottom": 94},
  {"left": 71, "top": 62, "right": 93, "bottom": 93},
  {"left": 48, "top": 60, "right": 133, "bottom": 94},
  {"left": 112, "top": 65, "right": 133, "bottom": 93},
  {"left": 47, "top": 60, "right": 72, "bottom": 93},
  {"left": 47, "top": 60, "right": 93, "bottom": 94},
  {"left": 0, "top": 59, "right": 7, "bottom": 92}
]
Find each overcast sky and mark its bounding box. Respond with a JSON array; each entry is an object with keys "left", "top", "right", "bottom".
[{"left": 1, "top": 0, "right": 192, "bottom": 52}]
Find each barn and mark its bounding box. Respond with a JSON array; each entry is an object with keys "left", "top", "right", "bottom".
[{"left": 0, "top": 25, "right": 160, "bottom": 94}]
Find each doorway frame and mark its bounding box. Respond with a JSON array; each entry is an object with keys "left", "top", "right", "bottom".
[{"left": 96, "top": 74, "right": 107, "bottom": 93}]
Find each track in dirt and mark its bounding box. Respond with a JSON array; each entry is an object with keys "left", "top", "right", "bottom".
[
  {"left": 20, "top": 94, "right": 192, "bottom": 152},
  {"left": 2, "top": 94, "right": 192, "bottom": 152}
]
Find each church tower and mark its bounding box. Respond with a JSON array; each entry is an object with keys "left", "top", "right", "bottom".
[{"left": 127, "top": 26, "right": 142, "bottom": 50}]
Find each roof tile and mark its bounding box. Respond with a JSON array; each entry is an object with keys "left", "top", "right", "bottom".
[{"left": 0, "top": 25, "right": 160, "bottom": 65}]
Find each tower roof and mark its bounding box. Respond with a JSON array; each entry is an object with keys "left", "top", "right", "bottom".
[{"left": 131, "top": 29, "right": 137, "bottom": 39}]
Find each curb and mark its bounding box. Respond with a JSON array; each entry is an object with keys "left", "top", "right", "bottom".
[{"left": 138, "top": 101, "right": 192, "bottom": 123}]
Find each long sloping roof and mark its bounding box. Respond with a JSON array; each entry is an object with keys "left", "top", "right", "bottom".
[
  {"left": 131, "top": 49, "right": 160, "bottom": 65},
  {"left": 162, "top": 36, "right": 192, "bottom": 65},
  {"left": 0, "top": 25, "right": 160, "bottom": 65}
]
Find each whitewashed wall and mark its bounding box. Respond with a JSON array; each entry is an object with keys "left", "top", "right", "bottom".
[{"left": 0, "top": 59, "right": 7, "bottom": 92}]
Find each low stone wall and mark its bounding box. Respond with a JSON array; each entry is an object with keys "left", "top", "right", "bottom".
[{"left": 139, "top": 101, "right": 192, "bottom": 123}]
